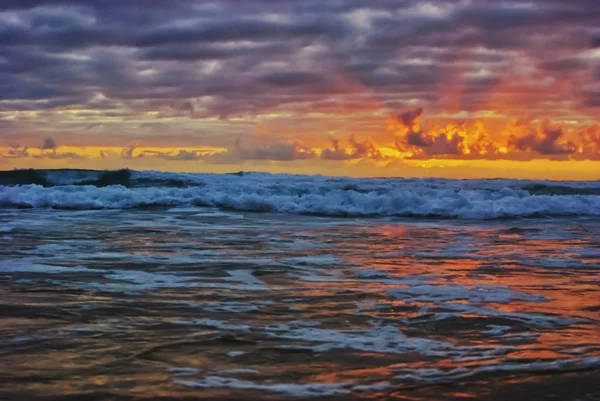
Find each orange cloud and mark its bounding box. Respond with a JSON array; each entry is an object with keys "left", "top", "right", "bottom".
[{"left": 388, "top": 108, "right": 599, "bottom": 161}]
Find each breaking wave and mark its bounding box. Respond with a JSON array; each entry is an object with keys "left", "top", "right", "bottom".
[{"left": 1, "top": 169, "right": 599, "bottom": 219}]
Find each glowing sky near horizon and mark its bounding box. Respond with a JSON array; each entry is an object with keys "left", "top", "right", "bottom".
[{"left": 1, "top": 0, "right": 599, "bottom": 179}]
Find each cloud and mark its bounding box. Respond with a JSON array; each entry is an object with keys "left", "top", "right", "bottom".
[
  {"left": 236, "top": 140, "right": 317, "bottom": 161},
  {"left": 452, "top": 3, "right": 539, "bottom": 30},
  {"left": 41, "top": 137, "right": 57, "bottom": 149},
  {"left": 134, "top": 148, "right": 207, "bottom": 161},
  {"left": 539, "top": 58, "right": 589, "bottom": 72},
  {"left": 320, "top": 138, "right": 347, "bottom": 160},
  {"left": 390, "top": 108, "right": 476, "bottom": 158},
  {"left": 120, "top": 142, "right": 139, "bottom": 159},
  {"left": 0, "top": 0, "right": 598, "bottom": 167},
  {"left": 583, "top": 91, "right": 600, "bottom": 108},
  {"left": 138, "top": 43, "right": 285, "bottom": 62},
  {"left": 165, "top": 149, "right": 203, "bottom": 160},
  {"left": 1, "top": 145, "right": 30, "bottom": 158},
  {"left": 259, "top": 72, "right": 328, "bottom": 87},
  {"left": 509, "top": 121, "right": 577, "bottom": 155},
  {"left": 136, "top": 15, "right": 351, "bottom": 48},
  {"left": 389, "top": 108, "right": 600, "bottom": 160},
  {"left": 408, "top": 131, "right": 463, "bottom": 155},
  {"left": 395, "top": 108, "right": 424, "bottom": 131},
  {"left": 394, "top": 123, "right": 478, "bottom": 158},
  {"left": 34, "top": 151, "right": 84, "bottom": 159},
  {"left": 577, "top": 124, "right": 600, "bottom": 155},
  {"left": 321, "top": 135, "right": 382, "bottom": 160}
]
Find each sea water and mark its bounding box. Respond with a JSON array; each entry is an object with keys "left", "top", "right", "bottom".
[{"left": 0, "top": 169, "right": 599, "bottom": 400}]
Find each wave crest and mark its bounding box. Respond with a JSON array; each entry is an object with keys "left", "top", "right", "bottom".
[{"left": 1, "top": 169, "right": 599, "bottom": 219}]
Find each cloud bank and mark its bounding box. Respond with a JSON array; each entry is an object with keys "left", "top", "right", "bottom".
[{"left": 0, "top": 0, "right": 599, "bottom": 171}]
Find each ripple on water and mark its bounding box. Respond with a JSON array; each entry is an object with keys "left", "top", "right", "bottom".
[{"left": 0, "top": 210, "right": 598, "bottom": 399}]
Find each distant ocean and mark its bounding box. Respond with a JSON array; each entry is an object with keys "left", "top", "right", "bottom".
[{"left": 1, "top": 169, "right": 599, "bottom": 400}]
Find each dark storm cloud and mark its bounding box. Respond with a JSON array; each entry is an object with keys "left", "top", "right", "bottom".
[
  {"left": 139, "top": 45, "right": 252, "bottom": 62},
  {"left": 0, "top": 46, "right": 68, "bottom": 73},
  {"left": 391, "top": 108, "right": 468, "bottom": 157},
  {"left": 41, "top": 137, "right": 57, "bottom": 149},
  {"left": 539, "top": 58, "right": 589, "bottom": 72},
  {"left": 452, "top": 3, "right": 539, "bottom": 29},
  {"left": 392, "top": 114, "right": 469, "bottom": 158},
  {"left": 0, "top": 14, "right": 129, "bottom": 49},
  {"left": 509, "top": 123, "right": 577, "bottom": 155},
  {"left": 0, "top": 77, "right": 74, "bottom": 101},
  {"left": 410, "top": 132, "right": 464, "bottom": 156},
  {"left": 259, "top": 72, "right": 328, "bottom": 87},
  {"left": 0, "top": 0, "right": 598, "bottom": 140},
  {"left": 136, "top": 16, "right": 351, "bottom": 47},
  {"left": 397, "top": 108, "right": 423, "bottom": 129},
  {"left": 406, "top": 131, "right": 432, "bottom": 148},
  {"left": 583, "top": 92, "right": 600, "bottom": 108},
  {"left": 356, "top": 64, "right": 441, "bottom": 88}
]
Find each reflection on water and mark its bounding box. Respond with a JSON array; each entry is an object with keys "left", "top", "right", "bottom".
[{"left": 0, "top": 208, "right": 599, "bottom": 400}]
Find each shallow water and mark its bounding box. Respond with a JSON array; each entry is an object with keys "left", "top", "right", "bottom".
[{"left": 0, "top": 208, "right": 599, "bottom": 400}]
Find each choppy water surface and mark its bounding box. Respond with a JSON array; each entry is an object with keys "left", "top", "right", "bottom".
[{"left": 0, "top": 208, "right": 599, "bottom": 400}]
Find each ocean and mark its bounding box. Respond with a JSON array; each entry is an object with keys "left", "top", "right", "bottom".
[{"left": 1, "top": 169, "right": 599, "bottom": 400}]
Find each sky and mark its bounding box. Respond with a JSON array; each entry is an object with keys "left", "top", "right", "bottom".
[{"left": 1, "top": 0, "right": 599, "bottom": 179}]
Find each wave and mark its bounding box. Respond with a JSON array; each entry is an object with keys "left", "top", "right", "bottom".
[
  {"left": 0, "top": 168, "right": 191, "bottom": 188},
  {"left": 1, "top": 169, "right": 599, "bottom": 219}
]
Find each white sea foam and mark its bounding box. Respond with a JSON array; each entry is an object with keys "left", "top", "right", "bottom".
[
  {"left": 173, "top": 357, "right": 600, "bottom": 392},
  {"left": 203, "top": 303, "right": 262, "bottom": 313},
  {"left": 298, "top": 272, "right": 352, "bottom": 282},
  {"left": 388, "top": 284, "right": 547, "bottom": 304},
  {"left": 2, "top": 171, "right": 599, "bottom": 219},
  {"left": 174, "top": 357, "right": 600, "bottom": 397},
  {"left": 103, "top": 270, "right": 195, "bottom": 290},
  {"left": 0, "top": 335, "right": 50, "bottom": 345},
  {"left": 169, "top": 367, "right": 200, "bottom": 376},
  {"left": 0, "top": 225, "right": 15, "bottom": 232},
  {"left": 0, "top": 260, "right": 102, "bottom": 274},
  {"left": 174, "top": 376, "right": 352, "bottom": 397},
  {"left": 218, "top": 368, "right": 260, "bottom": 375},
  {"left": 393, "top": 356, "right": 600, "bottom": 384},
  {"left": 283, "top": 255, "right": 344, "bottom": 266},
  {"left": 264, "top": 324, "right": 509, "bottom": 360},
  {"left": 225, "top": 270, "right": 266, "bottom": 287},
  {"left": 23, "top": 241, "right": 102, "bottom": 256},
  {"left": 482, "top": 325, "right": 512, "bottom": 336},
  {"left": 83, "top": 252, "right": 203, "bottom": 265},
  {"left": 438, "top": 302, "right": 577, "bottom": 327},
  {"left": 0, "top": 258, "right": 270, "bottom": 292},
  {"left": 95, "top": 269, "right": 268, "bottom": 292},
  {"left": 171, "top": 319, "right": 251, "bottom": 332},
  {"left": 174, "top": 375, "right": 390, "bottom": 397}
]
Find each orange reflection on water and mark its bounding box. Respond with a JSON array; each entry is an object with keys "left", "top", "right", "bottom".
[{"left": 330, "top": 222, "right": 600, "bottom": 366}]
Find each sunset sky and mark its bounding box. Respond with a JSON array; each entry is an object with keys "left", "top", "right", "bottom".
[{"left": 1, "top": 0, "right": 599, "bottom": 179}]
